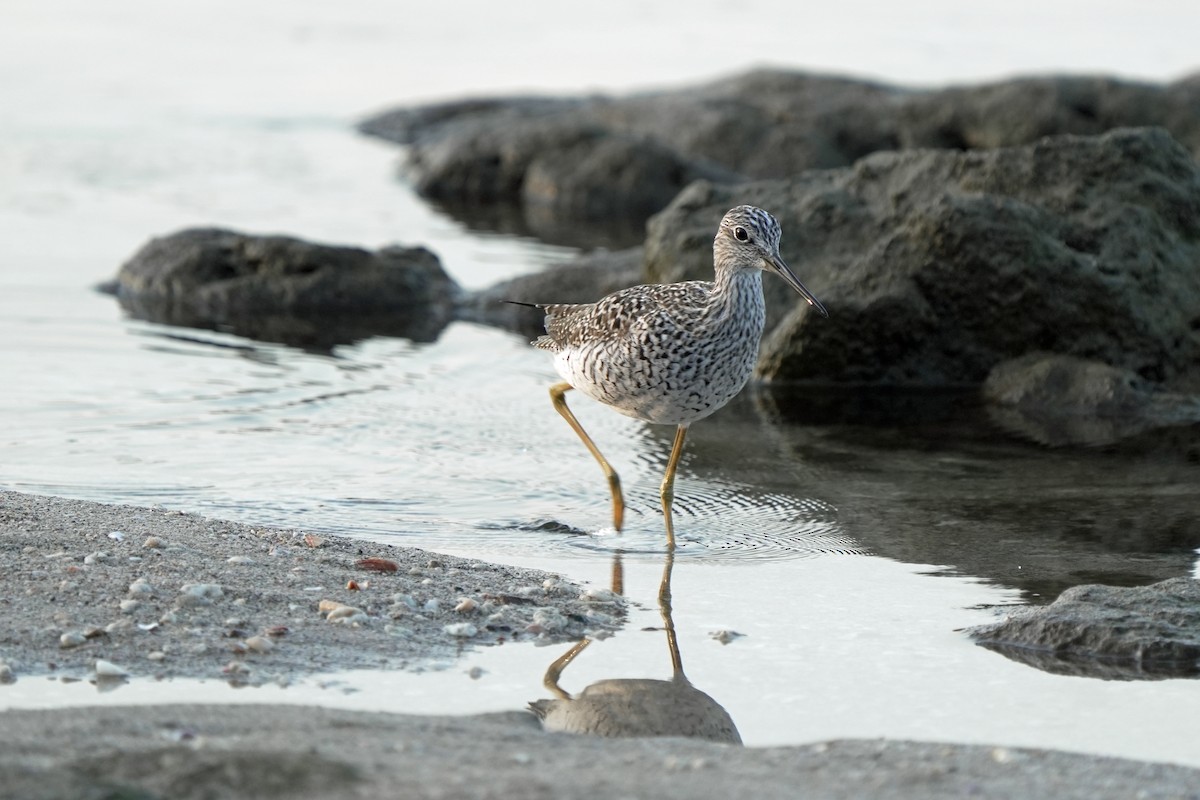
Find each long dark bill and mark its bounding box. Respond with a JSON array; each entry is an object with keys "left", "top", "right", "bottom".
[{"left": 768, "top": 254, "right": 828, "bottom": 317}]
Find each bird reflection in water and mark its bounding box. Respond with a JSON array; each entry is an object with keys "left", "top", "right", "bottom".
[{"left": 529, "top": 542, "right": 742, "bottom": 744}]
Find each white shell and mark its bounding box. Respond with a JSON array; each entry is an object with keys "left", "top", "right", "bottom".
[{"left": 94, "top": 659, "right": 129, "bottom": 678}]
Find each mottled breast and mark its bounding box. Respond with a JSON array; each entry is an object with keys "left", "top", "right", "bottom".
[{"left": 536, "top": 277, "right": 767, "bottom": 425}]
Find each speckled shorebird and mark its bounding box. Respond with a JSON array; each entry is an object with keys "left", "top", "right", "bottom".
[{"left": 530, "top": 205, "right": 827, "bottom": 543}]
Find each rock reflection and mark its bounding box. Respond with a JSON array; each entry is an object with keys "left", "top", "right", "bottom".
[
  {"left": 748, "top": 384, "right": 1200, "bottom": 601},
  {"left": 529, "top": 545, "right": 741, "bottom": 744}
]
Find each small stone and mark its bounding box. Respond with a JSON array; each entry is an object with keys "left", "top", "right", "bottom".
[
  {"left": 119, "top": 599, "right": 140, "bottom": 614},
  {"left": 581, "top": 587, "right": 619, "bottom": 603},
  {"left": 245, "top": 636, "right": 274, "bottom": 654},
  {"left": 147, "top": 651, "right": 166, "bottom": 662},
  {"left": 106, "top": 619, "right": 133, "bottom": 634},
  {"left": 529, "top": 607, "right": 567, "bottom": 633},
  {"left": 466, "top": 666, "right": 485, "bottom": 680},
  {"left": 710, "top": 629, "right": 744, "bottom": 645},
  {"left": 355, "top": 557, "right": 398, "bottom": 572},
  {"left": 59, "top": 631, "right": 87, "bottom": 648},
  {"left": 444, "top": 623, "right": 478, "bottom": 638},
  {"left": 454, "top": 598, "right": 478, "bottom": 613},
  {"left": 128, "top": 579, "right": 154, "bottom": 596},
  {"left": 143, "top": 536, "right": 163, "bottom": 548},
  {"left": 0, "top": 663, "right": 14, "bottom": 683},
  {"left": 427, "top": 559, "right": 442, "bottom": 569},
  {"left": 107, "top": 531, "right": 126, "bottom": 542},
  {"left": 227, "top": 556, "right": 255, "bottom": 565},
  {"left": 178, "top": 583, "right": 224, "bottom": 606},
  {"left": 326, "top": 605, "right": 368, "bottom": 625},
  {"left": 94, "top": 659, "right": 129, "bottom": 678},
  {"left": 423, "top": 599, "right": 440, "bottom": 613},
  {"left": 82, "top": 551, "right": 109, "bottom": 565}
]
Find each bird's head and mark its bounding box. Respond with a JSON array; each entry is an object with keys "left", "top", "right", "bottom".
[{"left": 715, "top": 205, "right": 828, "bottom": 317}]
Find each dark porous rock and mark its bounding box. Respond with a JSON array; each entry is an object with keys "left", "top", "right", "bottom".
[
  {"left": 361, "top": 70, "right": 1200, "bottom": 243},
  {"left": 983, "top": 353, "right": 1200, "bottom": 446},
  {"left": 968, "top": 577, "right": 1200, "bottom": 680},
  {"left": 460, "top": 248, "right": 644, "bottom": 340},
  {"left": 393, "top": 111, "right": 733, "bottom": 247},
  {"left": 897, "top": 74, "right": 1200, "bottom": 154},
  {"left": 101, "top": 228, "right": 460, "bottom": 349},
  {"left": 644, "top": 127, "right": 1200, "bottom": 387}
]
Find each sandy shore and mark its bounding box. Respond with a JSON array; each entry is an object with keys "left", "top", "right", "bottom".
[{"left": 2, "top": 490, "right": 1198, "bottom": 799}]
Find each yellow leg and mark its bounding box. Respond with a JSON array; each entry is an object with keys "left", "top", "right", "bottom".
[
  {"left": 660, "top": 424, "right": 689, "bottom": 549},
  {"left": 657, "top": 543, "right": 683, "bottom": 677},
  {"left": 550, "top": 382, "right": 625, "bottom": 531},
  {"left": 542, "top": 638, "right": 591, "bottom": 700}
]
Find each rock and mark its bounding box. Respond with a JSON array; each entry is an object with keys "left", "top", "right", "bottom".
[
  {"left": 983, "top": 353, "right": 1200, "bottom": 446},
  {"left": 99, "top": 229, "right": 460, "bottom": 349},
  {"left": 361, "top": 70, "right": 1200, "bottom": 242},
  {"left": 94, "top": 659, "right": 130, "bottom": 678},
  {"left": 967, "top": 577, "right": 1200, "bottom": 679},
  {"left": 460, "top": 248, "right": 644, "bottom": 339},
  {"left": 644, "top": 128, "right": 1200, "bottom": 388}
]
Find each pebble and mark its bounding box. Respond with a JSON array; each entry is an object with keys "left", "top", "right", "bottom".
[
  {"left": 94, "top": 659, "right": 129, "bottom": 678},
  {"left": 143, "top": 536, "right": 163, "bottom": 548},
  {"left": 709, "top": 629, "right": 745, "bottom": 645},
  {"left": 355, "top": 557, "right": 398, "bottom": 573},
  {"left": 227, "top": 556, "right": 255, "bottom": 565},
  {"left": 454, "top": 598, "right": 478, "bottom": 613},
  {"left": 466, "top": 666, "right": 485, "bottom": 680},
  {"left": 443, "top": 623, "right": 478, "bottom": 638},
  {"left": 147, "top": 651, "right": 166, "bottom": 662},
  {"left": 178, "top": 583, "right": 224, "bottom": 606},
  {"left": 581, "top": 587, "right": 619, "bottom": 603},
  {"left": 0, "top": 662, "right": 15, "bottom": 684},
  {"left": 107, "top": 531, "right": 126, "bottom": 542},
  {"left": 322, "top": 602, "right": 368, "bottom": 626},
  {"left": 119, "top": 599, "right": 140, "bottom": 614},
  {"left": 528, "top": 607, "right": 567, "bottom": 633},
  {"left": 423, "top": 599, "right": 440, "bottom": 613},
  {"left": 245, "top": 635, "right": 274, "bottom": 654},
  {"left": 59, "top": 631, "right": 87, "bottom": 649},
  {"left": 106, "top": 619, "right": 133, "bottom": 634},
  {"left": 82, "top": 551, "right": 109, "bottom": 565},
  {"left": 128, "top": 578, "right": 154, "bottom": 595}
]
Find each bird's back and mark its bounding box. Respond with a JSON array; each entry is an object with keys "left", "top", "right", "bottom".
[{"left": 533, "top": 274, "right": 766, "bottom": 426}]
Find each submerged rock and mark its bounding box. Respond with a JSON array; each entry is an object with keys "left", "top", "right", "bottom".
[
  {"left": 967, "top": 577, "right": 1200, "bottom": 680},
  {"left": 100, "top": 229, "right": 460, "bottom": 350},
  {"left": 644, "top": 127, "right": 1200, "bottom": 388},
  {"left": 983, "top": 353, "right": 1200, "bottom": 446}
]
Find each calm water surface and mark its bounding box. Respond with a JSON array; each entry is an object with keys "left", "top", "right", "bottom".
[{"left": 3, "top": 0, "right": 1200, "bottom": 769}]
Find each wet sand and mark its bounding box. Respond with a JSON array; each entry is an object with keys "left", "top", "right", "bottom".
[{"left": 2, "top": 490, "right": 1198, "bottom": 799}]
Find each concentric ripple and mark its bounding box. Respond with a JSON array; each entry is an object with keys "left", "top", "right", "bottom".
[{"left": 479, "top": 479, "right": 865, "bottom": 563}]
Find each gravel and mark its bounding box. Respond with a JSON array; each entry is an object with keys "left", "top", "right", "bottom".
[{"left": 2, "top": 489, "right": 1198, "bottom": 799}]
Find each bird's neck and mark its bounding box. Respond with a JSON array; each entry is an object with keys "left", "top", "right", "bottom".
[{"left": 709, "top": 267, "right": 765, "bottom": 324}]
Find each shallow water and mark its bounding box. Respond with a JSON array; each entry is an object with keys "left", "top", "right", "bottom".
[{"left": 3, "top": 0, "right": 1200, "bottom": 769}]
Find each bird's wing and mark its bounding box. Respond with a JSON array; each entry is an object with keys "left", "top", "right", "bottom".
[{"left": 534, "top": 282, "right": 709, "bottom": 351}]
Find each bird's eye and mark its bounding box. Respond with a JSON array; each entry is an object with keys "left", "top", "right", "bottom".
[{"left": 734, "top": 226, "right": 749, "bottom": 242}]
